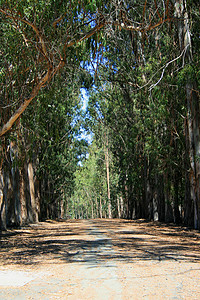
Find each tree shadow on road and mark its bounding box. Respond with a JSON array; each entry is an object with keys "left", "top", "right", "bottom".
[{"left": 0, "top": 219, "right": 200, "bottom": 266}]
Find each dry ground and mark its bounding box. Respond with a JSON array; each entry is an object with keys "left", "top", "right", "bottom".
[{"left": 0, "top": 219, "right": 200, "bottom": 299}]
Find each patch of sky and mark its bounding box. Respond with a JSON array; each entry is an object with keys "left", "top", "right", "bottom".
[
  {"left": 78, "top": 54, "right": 108, "bottom": 144},
  {"left": 77, "top": 128, "right": 94, "bottom": 145},
  {"left": 80, "top": 88, "right": 89, "bottom": 111},
  {"left": 80, "top": 60, "right": 97, "bottom": 76},
  {"left": 75, "top": 86, "right": 93, "bottom": 145}
]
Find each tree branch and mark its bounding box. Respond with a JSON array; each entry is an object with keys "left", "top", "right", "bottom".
[
  {"left": 0, "top": 18, "right": 105, "bottom": 137},
  {"left": 0, "top": 71, "right": 50, "bottom": 137},
  {"left": 0, "top": 8, "right": 50, "bottom": 64},
  {"left": 149, "top": 45, "right": 189, "bottom": 91}
]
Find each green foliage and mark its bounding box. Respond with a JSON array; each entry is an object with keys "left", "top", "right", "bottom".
[
  {"left": 1, "top": 0, "right": 199, "bottom": 225},
  {"left": 178, "top": 64, "right": 198, "bottom": 86}
]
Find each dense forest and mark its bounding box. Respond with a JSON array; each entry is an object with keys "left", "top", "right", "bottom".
[{"left": 0, "top": 0, "right": 199, "bottom": 230}]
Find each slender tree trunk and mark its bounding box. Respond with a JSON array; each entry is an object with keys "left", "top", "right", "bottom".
[
  {"left": 117, "top": 196, "right": 121, "bottom": 218},
  {"left": 60, "top": 198, "right": 64, "bottom": 219},
  {"left": 124, "top": 179, "right": 129, "bottom": 219},
  {"left": 65, "top": 198, "right": 68, "bottom": 219},
  {"left": 13, "top": 167, "right": 21, "bottom": 226},
  {"left": 104, "top": 134, "right": 112, "bottom": 218},
  {"left": 184, "top": 163, "right": 194, "bottom": 227},
  {"left": 157, "top": 174, "right": 165, "bottom": 222},
  {"left": 0, "top": 171, "right": 6, "bottom": 230},
  {"left": 86, "top": 208, "right": 88, "bottom": 219},
  {"left": 120, "top": 196, "right": 124, "bottom": 219},
  {"left": 28, "top": 162, "right": 38, "bottom": 222},
  {"left": 164, "top": 174, "right": 174, "bottom": 223},
  {"left": 127, "top": 185, "right": 134, "bottom": 219},
  {"left": 174, "top": 171, "right": 181, "bottom": 224},
  {"left": 186, "top": 84, "right": 200, "bottom": 229},
  {"left": 91, "top": 200, "right": 94, "bottom": 219},
  {"left": 95, "top": 197, "right": 99, "bottom": 218},
  {"left": 103, "top": 197, "right": 107, "bottom": 218},
  {"left": 143, "top": 155, "right": 151, "bottom": 219},
  {"left": 99, "top": 195, "right": 103, "bottom": 218},
  {"left": 19, "top": 168, "right": 28, "bottom": 224}
]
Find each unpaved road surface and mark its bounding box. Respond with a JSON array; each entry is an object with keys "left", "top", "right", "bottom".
[{"left": 0, "top": 219, "right": 200, "bottom": 299}]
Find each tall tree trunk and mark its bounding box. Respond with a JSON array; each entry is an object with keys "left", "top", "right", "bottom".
[
  {"left": 117, "top": 196, "right": 121, "bottom": 218},
  {"left": 174, "top": 171, "right": 181, "bottom": 224},
  {"left": 19, "top": 168, "right": 28, "bottom": 225},
  {"left": 127, "top": 184, "right": 134, "bottom": 219},
  {"left": 184, "top": 164, "right": 194, "bottom": 227},
  {"left": 65, "top": 198, "right": 68, "bottom": 219},
  {"left": 95, "top": 197, "right": 99, "bottom": 218},
  {"left": 0, "top": 171, "right": 6, "bottom": 230},
  {"left": 99, "top": 195, "right": 103, "bottom": 218},
  {"left": 5, "top": 142, "right": 21, "bottom": 227},
  {"left": 164, "top": 174, "right": 174, "bottom": 223},
  {"left": 120, "top": 196, "right": 124, "bottom": 219},
  {"left": 143, "top": 155, "right": 151, "bottom": 219},
  {"left": 186, "top": 84, "right": 200, "bottom": 229},
  {"left": 13, "top": 167, "right": 21, "bottom": 226},
  {"left": 157, "top": 174, "right": 165, "bottom": 222},
  {"left": 124, "top": 178, "right": 129, "bottom": 218},
  {"left": 28, "top": 162, "right": 38, "bottom": 222},
  {"left": 60, "top": 198, "right": 64, "bottom": 219},
  {"left": 104, "top": 134, "right": 112, "bottom": 218},
  {"left": 103, "top": 197, "right": 107, "bottom": 218},
  {"left": 91, "top": 200, "right": 94, "bottom": 219}
]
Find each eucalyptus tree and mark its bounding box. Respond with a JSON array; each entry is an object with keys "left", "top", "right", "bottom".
[{"left": 1, "top": 0, "right": 199, "bottom": 228}]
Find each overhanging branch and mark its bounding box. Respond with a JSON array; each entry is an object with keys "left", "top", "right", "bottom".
[{"left": 0, "top": 71, "right": 50, "bottom": 137}]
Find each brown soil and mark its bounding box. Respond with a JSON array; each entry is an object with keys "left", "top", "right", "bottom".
[{"left": 0, "top": 219, "right": 200, "bottom": 299}]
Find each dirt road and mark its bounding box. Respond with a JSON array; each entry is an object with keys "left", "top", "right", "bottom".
[{"left": 0, "top": 219, "right": 200, "bottom": 299}]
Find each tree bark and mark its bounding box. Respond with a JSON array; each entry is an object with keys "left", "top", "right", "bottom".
[
  {"left": 104, "top": 134, "right": 112, "bottom": 218},
  {"left": 120, "top": 196, "right": 124, "bottom": 219},
  {"left": 99, "top": 195, "right": 103, "bottom": 219},
  {"left": 157, "top": 174, "right": 165, "bottom": 222},
  {"left": 164, "top": 174, "right": 174, "bottom": 223},
  {"left": 174, "top": 171, "right": 181, "bottom": 224},
  {"left": 60, "top": 198, "right": 64, "bottom": 219},
  {"left": 117, "top": 196, "right": 121, "bottom": 218},
  {"left": 186, "top": 84, "right": 200, "bottom": 229},
  {"left": 19, "top": 168, "right": 28, "bottom": 225},
  {"left": 0, "top": 171, "right": 7, "bottom": 230},
  {"left": 28, "top": 162, "right": 38, "bottom": 223}
]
